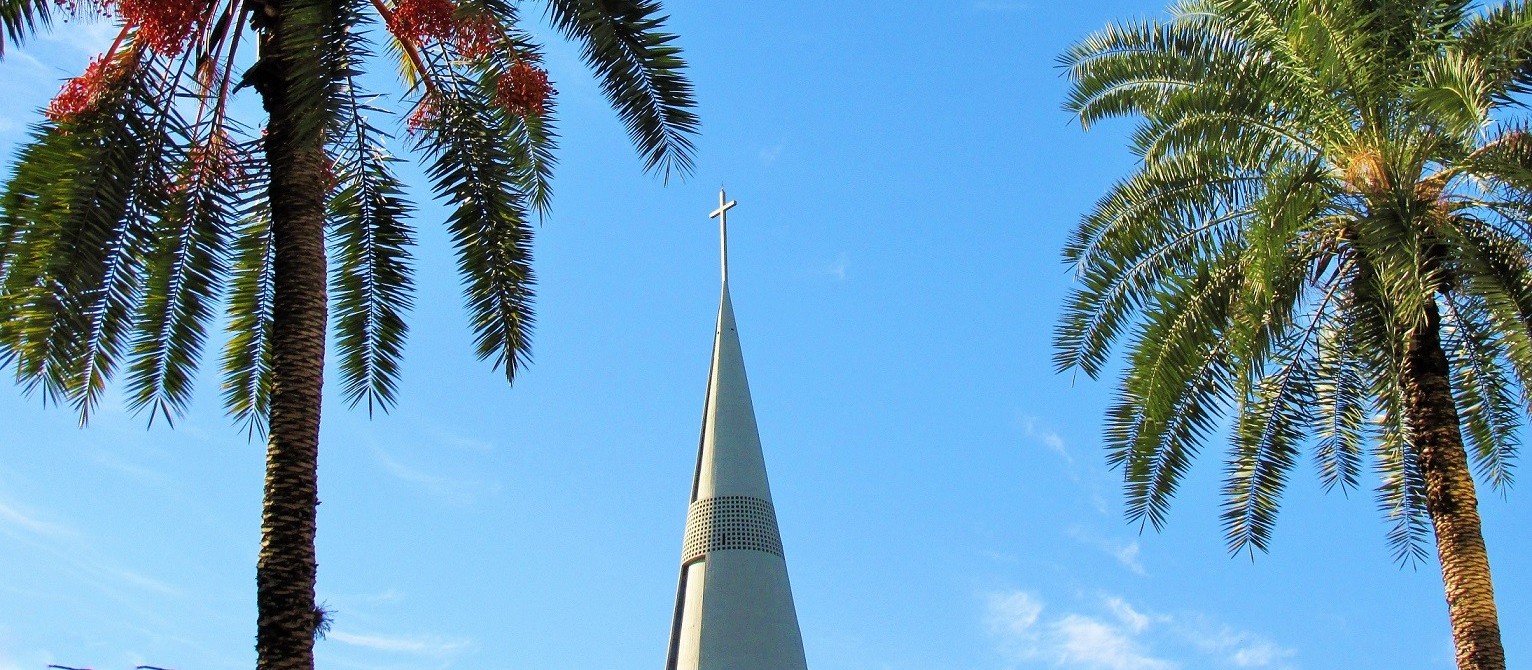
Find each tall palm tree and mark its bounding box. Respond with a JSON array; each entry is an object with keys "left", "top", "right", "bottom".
[
  {"left": 1055, "top": 1, "right": 1532, "bottom": 668},
  {"left": 0, "top": 1, "right": 696, "bottom": 668}
]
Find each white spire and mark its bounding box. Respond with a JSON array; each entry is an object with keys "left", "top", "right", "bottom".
[{"left": 664, "top": 192, "right": 809, "bottom": 670}]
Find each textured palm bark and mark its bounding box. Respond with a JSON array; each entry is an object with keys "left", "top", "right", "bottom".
[
  {"left": 253, "top": 2, "right": 329, "bottom": 669},
  {"left": 1403, "top": 301, "right": 1505, "bottom": 670}
]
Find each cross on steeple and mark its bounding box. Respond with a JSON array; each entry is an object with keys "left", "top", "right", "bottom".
[{"left": 709, "top": 188, "right": 738, "bottom": 285}]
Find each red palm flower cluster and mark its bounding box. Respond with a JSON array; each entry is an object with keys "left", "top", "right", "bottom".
[
  {"left": 453, "top": 13, "right": 501, "bottom": 59},
  {"left": 52, "top": 0, "right": 208, "bottom": 56},
  {"left": 386, "top": 0, "right": 460, "bottom": 45},
  {"left": 182, "top": 133, "right": 240, "bottom": 186},
  {"left": 46, "top": 55, "right": 124, "bottom": 124},
  {"left": 405, "top": 98, "right": 440, "bottom": 134},
  {"left": 387, "top": 0, "right": 503, "bottom": 58},
  {"left": 495, "top": 61, "right": 553, "bottom": 116},
  {"left": 116, "top": 0, "right": 211, "bottom": 56}
]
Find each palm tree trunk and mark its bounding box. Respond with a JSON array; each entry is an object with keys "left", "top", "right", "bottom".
[
  {"left": 253, "top": 2, "right": 329, "bottom": 669},
  {"left": 1403, "top": 300, "right": 1504, "bottom": 670}
]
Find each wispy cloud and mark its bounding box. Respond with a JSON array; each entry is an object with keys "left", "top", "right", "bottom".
[
  {"left": 84, "top": 448, "right": 174, "bottom": 488},
  {"left": 1176, "top": 617, "right": 1298, "bottom": 669},
  {"left": 971, "top": 1, "right": 1033, "bottom": 12},
  {"left": 340, "top": 588, "right": 406, "bottom": 606},
  {"left": 0, "top": 500, "right": 77, "bottom": 538},
  {"left": 0, "top": 647, "right": 24, "bottom": 670},
  {"left": 1021, "top": 416, "right": 1071, "bottom": 465},
  {"left": 329, "top": 630, "right": 473, "bottom": 656},
  {"left": 985, "top": 591, "right": 1296, "bottom": 670},
  {"left": 1016, "top": 414, "right": 1115, "bottom": 513},
  {"left": 821, "top": 252, "right": 850, "bottom": 282},
  {"left": 759, "top": 140, "right": 786, "bottom": 164},
  {"left": 375, "top": 449, "right": 499, "bottom": 506},
  {"left": 1068, "top": 526, "right": 1147, "bottom": 576},
  {"left": 40, "top": 20, "right": 120, "bottom": 56},
  {"left": 987, "top": 591, "right": 1171, "bottom": 670},
  {"left": 0, "top": 492, "right": 185, "bottom": 626}
]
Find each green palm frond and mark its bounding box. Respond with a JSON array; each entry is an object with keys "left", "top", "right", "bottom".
[
  {"left": 0, "top": 53, "right": 184, "bottom": 418},
  {"left": 329, "top": 88, "right": 415, "bottom": 414},
  {"left": 1458, "top": 0, "right": 1532, "bottom": 100},
  {"left": 221, "top": 157, "right": 275, "bottom": 437},
  {"left": 1375, "top": 391, "right": 1434, "bottom": 568},
  {"left": 1112, "top": 254, "right": 1242, "bottom": 530},
  {"left": 1312, "top": 300, "right": 1368, "bottom": 494},
  {"left": 276, "top": 0, "right": 366, "bottom": 146},
  {"left": 1412, "top": 49, "right": 1492, "bottom": 137},
  {"left": 1442, "top": 294, "right": 1521, "bottom": 491},
  {"left": 1224, "top": 343, "right": 1313, "bottom": 554},
  {"left": 125, "top": 127, "right": 243, "bottom": 425},
  {"left": 418, "top": 69, "right": 536, "bottom": 382},
  {"left": 1056, "top": 151, "right": 1257, "bottom": 377},
  {"left": 1058, "top": 0, "right": 1531, "bottom": 570},
  {"left": 542, "top": 0, "right": 697, "bottom": 179},
  {"left": 0, "top": 0, "right": 55, "bottom": 57}
]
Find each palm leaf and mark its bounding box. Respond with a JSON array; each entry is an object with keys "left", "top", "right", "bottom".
[{"left": 542, "top": 0, "right": 696, "bottom": 179}]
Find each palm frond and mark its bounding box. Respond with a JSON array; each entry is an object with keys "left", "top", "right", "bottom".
[
  {"left": 542, "top": 0, "right": 697, "bottom": 179},
  {"left": 0, "top": 52, "right": 182, "bottom": 419},
  {"left": 0, "top": 0, "right": 56, "bottom": 57},
  {"left": 1223, "top": 342, "right": 1313, "bottom": 555},
  {"left": 126, "top": 127, "right": 243, "bottom": 425},
  {"left": 1111, "top": 253, "right": 1242, "bottom": 530},
  {"left": 1457, "top": 0, "right": 1532, "bottom": 101},
  {"left": 1313, "top": 302, "right": 1369, "bottom": 494},
  {"left": 1442, "top": 293, "right": 1520, "bottom": 491},
  {"left": 329, "top": 81, "right": 415, "bottom": 414},
  {"left": 220, "top": 154, "right": 275, "bottom": 437},
  {"left": 416, "top": 68, "right": 535, "bottom": 382}
]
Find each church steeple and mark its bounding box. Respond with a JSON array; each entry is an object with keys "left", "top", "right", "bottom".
[{"left": 663, "top": 191, "right": 809, "bottom": 670}]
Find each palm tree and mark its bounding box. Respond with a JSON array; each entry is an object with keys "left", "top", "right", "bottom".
[
  {"left": 1055, "top": 1, "right": 1532, "bottom": 668},
  {"left": 0, "top": 1, "right": 696, "bottom": 668}
]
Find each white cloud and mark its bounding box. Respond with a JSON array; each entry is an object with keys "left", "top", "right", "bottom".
[
  {"left": 1105, "top": 597, "right": 1154, "bottom": 634},
  {"left": 375, "top": 449, "right": 499, "bottom": 506},
  {"left": 0, "top": 493, "right": 186, "bottom": 631},
  {"left": 1053, "top": 613, "right": 1174, "bottom": 670},
  {"left": 987, "top": 591, "right": 1172, "bottom": 670},
  {"left": 972, "top": 1, "right": 1033, "bottom": 11},
  {"left": 328, "top": 631, "right": 473, "bottom": 656},
  {"left": 823, "top": 253, "right": 850, "bottom": 282},
  {"left": 987, "top": 591, "right": 1044, "bottom": 636},
  {"left": 1068, "top": 526, "right": 1148, "bottom": 576},
  {"left": 984, "top": 591, "right": 1296, "bottom": 670},
  {"left": 0, "top": 500, "right": 76, "bottom": 538},
  {"left": 1021, "top": 416, "right": 1072, "bottom": 465},
  {"left": 1232, "top": 641, "right": 1294, "bottom": 667},
  {"left": 40, "top": 20, "right": 120, "bottom": 56},
  {"left": 1177, "top": 620, "right": 1296, "bottom": 669},
  {"left": 759, "top": 141, "right": 785, "bottom": 164}
]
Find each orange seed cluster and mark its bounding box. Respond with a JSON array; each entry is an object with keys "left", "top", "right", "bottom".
[
  {"left": 387, "top": 0, "right": 502, "bottom": 57},
  {"left": 496, "top": 61, "right": 553, "bottom": 116},
  {"left": 116, "top": 0, "right": 211, "bottom": 57},
  {"left": 46, "top": 55, "right": 123, "bottom": 123}
]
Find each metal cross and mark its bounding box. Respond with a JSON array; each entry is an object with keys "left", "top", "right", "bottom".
[{"left": 709, "top": 188, "right": 738, "bottom": 284}]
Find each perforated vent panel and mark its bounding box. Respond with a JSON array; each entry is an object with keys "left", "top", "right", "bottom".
[{"left": 681, "top": 495, "right": 783, "bottom": 562}]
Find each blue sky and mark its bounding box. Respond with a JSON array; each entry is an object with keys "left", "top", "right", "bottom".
[{"left": 1, "top": 2, "right": 1529, "bottom": 669}]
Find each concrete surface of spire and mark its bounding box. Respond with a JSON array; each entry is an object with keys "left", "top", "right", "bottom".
[{"left": 663, "top": 191, "right": 809, "bottom": 670}]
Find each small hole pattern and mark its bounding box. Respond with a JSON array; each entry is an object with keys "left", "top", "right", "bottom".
[{"left": 681, "top": 495, "right": 784, "bottom": 562}]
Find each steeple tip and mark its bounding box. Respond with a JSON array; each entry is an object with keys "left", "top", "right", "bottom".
[{"left": 708, "top": 189, "right": 739, "bottom": 287}]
